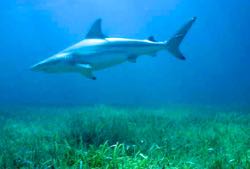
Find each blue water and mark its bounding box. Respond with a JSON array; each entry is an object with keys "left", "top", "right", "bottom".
[{"left": 0, "top": 0, "right": 249, "bottom": 106}]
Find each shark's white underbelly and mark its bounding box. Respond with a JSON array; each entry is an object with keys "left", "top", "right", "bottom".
[{"left": 82, "top": 52, "right": 128, "bottom": 70}]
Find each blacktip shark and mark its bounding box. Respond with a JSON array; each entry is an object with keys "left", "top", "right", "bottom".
[{"left": 31, "top": 17, "right": 196, "bottom": 80}]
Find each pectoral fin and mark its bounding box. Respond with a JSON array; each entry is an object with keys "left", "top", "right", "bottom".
[
  {"left": 77, "top": 63, "right": 92, "bottom": 69},
  {"left": 76, "top": 64, "right": 96, "bottom": 80}
]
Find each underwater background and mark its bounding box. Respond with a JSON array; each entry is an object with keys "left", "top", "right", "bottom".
[
  {"left": 0, "top": 0, "right": 249, "bottom": 168},
  {"left": 0, "top": 0, "right": 250, "bottom": 106}
]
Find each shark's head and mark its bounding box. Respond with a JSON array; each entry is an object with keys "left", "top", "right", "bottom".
[{"left": 30, "top": 53, "right": 70, "bottom": 73}]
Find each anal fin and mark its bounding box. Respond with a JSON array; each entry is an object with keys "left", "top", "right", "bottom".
[
  {"left": 150, "top": 53, "right": 157, "bottom": 57},
  {"left": 128, "top": 55, "right": 138, "bottom": 63}
]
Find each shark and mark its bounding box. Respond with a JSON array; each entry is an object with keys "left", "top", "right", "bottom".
[{"left": 31, "top": 17, "right": 196, "bottom": 80}]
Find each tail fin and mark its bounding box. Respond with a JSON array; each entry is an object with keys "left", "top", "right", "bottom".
[{"left": 166, "top": 17, "right": 196, "bottom": 60}]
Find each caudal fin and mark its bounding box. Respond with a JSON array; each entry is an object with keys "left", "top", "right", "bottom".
[{"left": 166, "top": 17, "right": 196, "bottom": 60}]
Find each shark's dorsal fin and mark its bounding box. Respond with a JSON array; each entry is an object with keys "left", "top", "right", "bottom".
[
  {"left": 85, "top": 19, "right": 106, "bottom": 39},
  {"left": 148, "top": 36, "right": 156, "bottom": 42}
]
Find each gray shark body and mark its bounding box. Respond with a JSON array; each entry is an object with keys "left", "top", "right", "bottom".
[{"left": 31, "top": 17, "right": 196, "bottom": 80}]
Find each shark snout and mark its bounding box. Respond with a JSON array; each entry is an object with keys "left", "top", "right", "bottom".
[
  {"left": 30, "top": 56, "right": 65, "bottom": 73},
  {"left": 30, "top": 58, "right": 55, "bottom": 72},
  {"left": 30, "top": 64, "right": 41, "bottom": 71},
  {"left": 30, "top": 63, "right": 46, "bottom": 72}
]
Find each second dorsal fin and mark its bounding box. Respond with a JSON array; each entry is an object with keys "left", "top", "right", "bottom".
[
  {"left": 148, "top": 36, "right": 156, "bottom": 42},
  {"left": 85, "top": 19, "right": 106, "bottom": 39}
]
